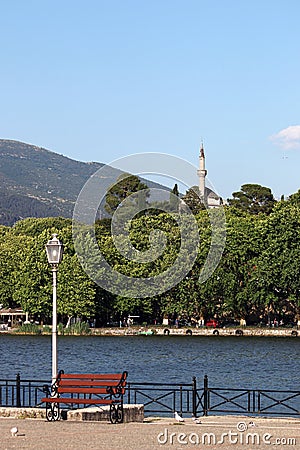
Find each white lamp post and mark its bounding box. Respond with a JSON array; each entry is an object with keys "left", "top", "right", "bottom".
[{"left": 45, "top": 234, "right": 63, "bottom": 383}]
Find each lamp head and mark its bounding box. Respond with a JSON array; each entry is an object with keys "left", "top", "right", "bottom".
[{"left": 45, "top": 234, "right": 63, "bottom": 265}]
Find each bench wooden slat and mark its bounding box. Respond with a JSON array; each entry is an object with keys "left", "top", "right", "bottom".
[
  {"left": 57, "top": 387, "right": 109, "bottom": 394},
  {"left": 42, "top": 397, "right": 120, "bottom": 405},
  {"left": 58, "top": 379, "right": 121, "bottom": 387},
  {"left": 60, "top": 373, "right": 124, "bottom": 380},
  {"left": 58, "top": 386, "right": 126, "bottom": 395}
]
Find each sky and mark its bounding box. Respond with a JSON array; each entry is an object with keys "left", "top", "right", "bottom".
[{"left": 1, "top": 0, "right": 300, "bottom": 200}]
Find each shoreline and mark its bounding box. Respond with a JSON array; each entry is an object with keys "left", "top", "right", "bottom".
[
  {"left": 1, "top": 326, "right": 299, "bottom": 337},
  {"left": 104, "top": 326, "right": 299, "bottom": 338}
]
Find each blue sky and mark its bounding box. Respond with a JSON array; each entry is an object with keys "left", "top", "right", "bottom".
[{"left": 1, "top": 0, "right": 300, "bottom": 200}]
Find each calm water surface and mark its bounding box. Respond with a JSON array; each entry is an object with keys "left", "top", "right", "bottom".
[{"left": 1, "top": 334, "right": 299, "bottom": 390}]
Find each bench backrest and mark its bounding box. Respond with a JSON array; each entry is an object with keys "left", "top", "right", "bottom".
[{"left": 55, "top": 371, "right": 127, "bottom": 396}]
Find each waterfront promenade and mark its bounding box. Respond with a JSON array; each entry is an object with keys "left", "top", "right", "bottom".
[{"left": 1, "top": 415, "right": 299, "bottom": 449}]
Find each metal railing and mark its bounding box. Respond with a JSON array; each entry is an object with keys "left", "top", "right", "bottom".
[
  {"left": 0, "top": 374, "right": 48, "bottom": 408},
  {"left": 126, "top": 377, "right": 204, "bottom": 417},
  {"left": 0, "top": 374, "right": 299, "bottom": 417},
  {"left": 203, "top": 375, "right": 300, "bottom": 416}
]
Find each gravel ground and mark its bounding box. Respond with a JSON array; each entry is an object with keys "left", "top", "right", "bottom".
[{"left": 0, "top": 415, "right": 299, "bottom": 450}]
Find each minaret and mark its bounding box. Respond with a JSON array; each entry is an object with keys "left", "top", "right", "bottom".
[{"left": 197, "top": 143, "right": 207, "bottom": 203}]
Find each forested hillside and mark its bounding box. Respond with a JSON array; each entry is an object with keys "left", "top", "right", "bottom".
[{"left": 0, "top": 140, "right": 103, "bottom": 225}]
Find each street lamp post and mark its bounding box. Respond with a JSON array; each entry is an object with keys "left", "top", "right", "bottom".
[{"left": 45, "top": 234, "right": 63, "bottom": 383}]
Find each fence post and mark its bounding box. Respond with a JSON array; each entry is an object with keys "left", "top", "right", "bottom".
[
  {"left": 16, "top": 373, "right": 21, "bottom": 407},
  {"left": 179, "top": 385, "right": 183, "bottom": 415},
  {"left": 127, "top": 382, "right": 131, "bottom": 404},
  {"left": 203, "top": 374, "right": 208, "bottom": 416},
  {"left": 192, "top": 376, "right": 197, "bottom": 417}
]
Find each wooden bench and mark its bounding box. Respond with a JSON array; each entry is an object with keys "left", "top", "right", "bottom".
[{"left": 42, "top": 370, "right": 128, "bottom": 423}]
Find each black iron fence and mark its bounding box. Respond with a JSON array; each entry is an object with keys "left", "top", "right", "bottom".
[
  {"left": 203, "top": 375, "right": 300, "bottom": 416},
  {"left": 0, "top": 374, "right": 299, "bottom": 417},
  {"left": 126, "top": 378, "right": 204, "bottom": 417},
  {"left": 0, "top": 374, "right": 48, "bottom": 408}
]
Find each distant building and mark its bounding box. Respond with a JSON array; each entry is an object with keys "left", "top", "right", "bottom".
[
  {"left": 197, "top": 144, "right": 222, "bottom": 208},
  {"left": 0, "top": 307, "right": 26, "bottom": 328}
]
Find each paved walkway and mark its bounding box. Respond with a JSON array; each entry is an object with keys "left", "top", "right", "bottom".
[{"left": 1, "top": 415, "right": 299, "bottom": 449}]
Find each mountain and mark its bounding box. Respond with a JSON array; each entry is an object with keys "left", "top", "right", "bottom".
[
  {"left": 0, "top": 140, "right": 104, "bottom": 225},
  {"left": 0, "top": 140, "right": 169, "bottom": 226}
]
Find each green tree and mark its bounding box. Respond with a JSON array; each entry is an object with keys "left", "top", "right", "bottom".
[
  {"left": 169, "top": 183, "right": 180, "bottom": 212},
  {"left": 227, "top": 184, "right": 276, "bottom": 215},
  {"left": 181, "top": 186, "right": 205, "bottom": 214},
  {"left": 11, "top": 217, "right": 72, "bottom": 237},
  {"left": 253, "top": 201, "right": 300, "bottom": 322},
  {"left": 104, "top": 174, "right": 149, "bottom": 215},
  {"left": 57, "top": 254, "right": 96, "bottom": 324},
  {"left": 13, "top": 231, "right": 52, "bottom": 320},
  {"left": 196, "top": 210, "right": 266, "bottom": 322},
  {"left": 0, "top": 233, "right": 28, "bottom": 307},
  {"left": 287, "top": 189, "right": 300, "bottom": 206}
]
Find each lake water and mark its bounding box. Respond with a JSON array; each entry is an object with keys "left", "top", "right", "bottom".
[{"left": 1, "top": 334, "right": 299, "bottom": 391}]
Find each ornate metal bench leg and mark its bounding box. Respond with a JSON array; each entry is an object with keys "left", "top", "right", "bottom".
[
  {"left": 46, "top": 402, "right": 60, "bottom": 421},
  {"left": 116, "top": 403, "right": 124, "bottom": 423},
  {"left": 110, "top": 403, "right": 124, "bottom": 424}
]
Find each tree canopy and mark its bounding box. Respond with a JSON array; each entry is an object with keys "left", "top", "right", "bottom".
[
  {"left": 0, "top": 184, "right": 299, "bottom": 327},
  {"left": 104, "top": 174, "right": 149, "bottom": 215},
  {"left": 227, "top": 183, "right": 276, "bottom": 215},
  {"left": 181, "top": 186, "right": 205, "bottom": 214}
]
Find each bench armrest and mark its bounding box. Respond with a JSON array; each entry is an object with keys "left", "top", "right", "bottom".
[
  {"left": 43, "top": 369, "right": 65, "bottom": 397},
  {"left": 107, "top": 371, "right": 128, "bottom": 397}
]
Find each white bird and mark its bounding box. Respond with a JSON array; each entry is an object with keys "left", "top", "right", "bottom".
[
  {"left": 192, "top": 417, "right": 201, "bottom": 424},
  {"left": 10, "top": 426, "right": 18, "bottom": 437},
  {"left": 174, "top": 411, "right": 184, "bottom": 422}
]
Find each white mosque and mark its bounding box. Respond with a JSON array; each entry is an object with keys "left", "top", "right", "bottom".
[{"left": 197, "top": 144, "right": 222, "bottom": 208}]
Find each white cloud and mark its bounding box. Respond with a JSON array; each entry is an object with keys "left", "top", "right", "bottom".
[{"left": 270, "top": 125, "right": 300, "bottom": 149}]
